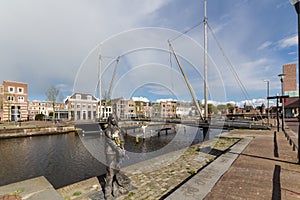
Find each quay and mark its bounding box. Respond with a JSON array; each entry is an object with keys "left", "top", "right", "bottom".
[
  {"left": 0, "top": 121, "right": 75, "bottom": 139},
  {"left": 1, "top": 127, "right": 300, "bottom": 199}
]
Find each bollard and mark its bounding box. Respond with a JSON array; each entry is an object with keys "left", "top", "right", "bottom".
[{"left": 293, "top": 143, "right": 296, "bottom": 151}]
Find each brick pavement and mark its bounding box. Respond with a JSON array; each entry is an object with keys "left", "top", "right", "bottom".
[
  {"left": 205, "top": 129, "right": 300, "bottom": 200},
  {"left": 57, "top": 136, "right": 239, "bottom": 200}
]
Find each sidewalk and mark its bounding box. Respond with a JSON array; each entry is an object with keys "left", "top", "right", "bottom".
[{"left": 204, "top": 129, "right": 300, "bottom": 199}]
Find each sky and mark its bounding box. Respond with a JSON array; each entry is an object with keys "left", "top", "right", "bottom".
[{"left": 0, "top": 0, "right": 298, "bottom": 107}]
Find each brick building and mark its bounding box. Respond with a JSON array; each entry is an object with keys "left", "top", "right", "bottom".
[
  {"left": 160, "top": 100, "right": 177, "bottom": 118},
  {"left": 0, "top": 80, "right": 28, "bottom": 121},
  {"left": 282, "top": 63, "right": 299, "bottom": 117},
  {"left": 283, "top": 63, "right": 297, "bottom": 97}
]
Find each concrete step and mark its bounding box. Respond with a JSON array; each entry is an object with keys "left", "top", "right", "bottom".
[{"left": 0, "top": 176, "right": 64, "bottom": 200}]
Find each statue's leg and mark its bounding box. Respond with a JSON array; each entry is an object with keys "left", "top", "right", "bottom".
[
  {"left": 104, "top": 154, "right": 116, "bottom": 199},
  {"left": 113, "top": 154, "right": 129, "bottom": 197}
]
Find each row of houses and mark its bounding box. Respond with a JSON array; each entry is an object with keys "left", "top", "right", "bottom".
[
  {"left": 0, "top": 80, "right": 199, "bottom": 122},
  {"left": 1, "top": 80, "right": 299, "bottom": 122},
  {"left": 64, "top": 95, "right": 199, "bottom": 121}
]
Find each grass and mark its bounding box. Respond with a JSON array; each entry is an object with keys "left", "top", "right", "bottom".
[
  {"left": 73, "top": 191, "right": 82, "bottom": 196},
  {"left": 187, "top": 170, "right": 197, "bottom": 175},
  {"left": 187, "top": 148, "right": 198, "bottom": 154},
  {"left": 9, "top": 189, "right": 24, "bottom": 195},
  {"left": 213, "top": 137, "right": 239, "bottom": 148},
  {"left": 128, "top": 192, "right": 135, "bottom": 197}
]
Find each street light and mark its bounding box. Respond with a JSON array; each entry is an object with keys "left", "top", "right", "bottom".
[
  {"left": 278, "top": 74, "right": 286, "bottom": 131},
  {"left": 264, "top": 80, "right": 270, "bottom": 126},
  {"left": 289, "top": 0, "right": 300, "bottom": 163}
]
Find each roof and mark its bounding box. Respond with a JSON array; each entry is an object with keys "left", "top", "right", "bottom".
[
  {"left": 284, "top": 97, "right": 299, "bottom": 109},
  {"left": 2, "top": 80, "right": 28, "bottom": 85}
]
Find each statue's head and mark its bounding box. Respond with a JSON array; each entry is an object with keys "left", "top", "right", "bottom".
[{"left": 108, "top": 113, "right": 118, "bottom": 126}]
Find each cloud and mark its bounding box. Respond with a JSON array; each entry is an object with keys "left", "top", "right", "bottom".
[
  {"left": 0, "top": 0, "right": 171, "bottom": 100},
  {"left": 277, "top": 35, "right": 298, "bottom": 49},
  {"left": 0, "top": 0, "right": 296, "bottom": 103},
  {"left": 258, "top": 41, "right": 272, "bottom": 51}
]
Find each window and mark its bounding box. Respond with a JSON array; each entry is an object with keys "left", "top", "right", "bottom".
[
  {"left": 18, "top": 96, "right": 24, "bottom": 102},
  {"left": 8, "top": 87, "right": 14, "bottom": 93},
  {"left": 87, "top": 95, "right": 92, "bottom": 101},
  {"left": 77, "top": 104, "right": 81, "bottom": 109},
  {"left": 17, "top": 87, "right": 24, "bottom": 94},
  {"left": 77, "top": 111, "right": 81, "bottom": 120},
  {"left": 7, "top": 96, "right": 14, "bottom": 101},
  {"left": 76, "top": 94, "right": 81, "bottom": 100}
]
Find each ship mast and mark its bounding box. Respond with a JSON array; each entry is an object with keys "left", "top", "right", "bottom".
[
  {"left": 98, "top": 52, "right": 102, "bottom": 121},
  {"left": 204, "top": 0, "right": 208, "bottom": 120}
]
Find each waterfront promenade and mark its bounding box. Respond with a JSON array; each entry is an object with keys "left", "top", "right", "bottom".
[
  {"left": 1, "top": 127, "right": 300, "bottom": 199},
  {"left": 169, "top": 128, "right": 300, "bottom": 199}
]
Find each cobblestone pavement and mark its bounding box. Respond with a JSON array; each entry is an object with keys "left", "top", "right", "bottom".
[
  {"left": 57, "top": 136, "right": 239, "bottom": 200},
  {"left": 205, "top": 129, "right": 300, "bottom": 200}
]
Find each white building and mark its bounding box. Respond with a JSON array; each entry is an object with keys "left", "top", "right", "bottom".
[
  {"left": 65, "top": 93, "right": 98, "bottom": 121},
  {"left": 28, "top": 100, "right": 65, "bottom": 120}
]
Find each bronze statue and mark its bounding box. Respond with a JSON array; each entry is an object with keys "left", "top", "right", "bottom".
[{"left": 104, "top": 113, "right": 129, "bottom": 199}]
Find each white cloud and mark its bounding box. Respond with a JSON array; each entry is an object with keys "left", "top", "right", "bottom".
[
  {"left": 258, "top": 41, "right": 272, "bottom": 50},
  {"left": 277, "top": 35, "right": 298, "bottom": 49},
  {"left": 132, "top": 96, "right": 150, "bottom": 102}
]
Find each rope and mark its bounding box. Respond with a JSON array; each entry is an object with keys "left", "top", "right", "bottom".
[
  {"left": 169, "top": 21, "right": 204, "bottom": 42},
  {"left": 207, "top": 23, "right": 263, "bottom": 120},
  {"left": 169, "top": 44, "right": 174, "bottom": 91}
]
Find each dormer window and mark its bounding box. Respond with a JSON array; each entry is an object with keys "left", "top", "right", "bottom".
[{"left": 76, "top": 94, "right": 81, "bottom": 100}]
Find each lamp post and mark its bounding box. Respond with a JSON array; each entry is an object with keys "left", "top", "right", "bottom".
[
  {"left": 264, "top": 80, "right": 270, "bottom": 126},
  {"left": 289, "top": 0, "right": 300, "bottom": 163},
  {"left": 278, "top": 74, "right": 286, "bottom": 131}
]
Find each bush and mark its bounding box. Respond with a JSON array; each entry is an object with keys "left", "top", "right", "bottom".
[{"left": 35, "top": 114, "right": 45, "bottom": 121}]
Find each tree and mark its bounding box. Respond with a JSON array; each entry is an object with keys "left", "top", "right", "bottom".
[
  {"left": 45, "top": 86, "right": 60, "bottom": 119},
  {"left": 217, "top": 104, "right": 227, "bottom": 111},
  {"left": 226, "top": 103, "right": 234, "bottom": 113},
  {"left": 208, "top": 104, "right": 217, "bottom": 115}
]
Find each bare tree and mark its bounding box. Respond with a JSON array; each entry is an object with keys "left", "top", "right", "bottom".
[{"left": 45, "top": 86, "right": 59, "bottom": 119}]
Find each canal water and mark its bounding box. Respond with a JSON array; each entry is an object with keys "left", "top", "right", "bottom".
[{"left": 0, "top": 124, "right": 224, "bottom": 189}]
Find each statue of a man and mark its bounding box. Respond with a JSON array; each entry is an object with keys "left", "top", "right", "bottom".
[{"left": 104, "top": 113, "right": 129, "bottom": 199}]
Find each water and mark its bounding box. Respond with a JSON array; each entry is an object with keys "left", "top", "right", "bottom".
[{"left": 0, "top": 124, "right": 224, "bottom": 189}]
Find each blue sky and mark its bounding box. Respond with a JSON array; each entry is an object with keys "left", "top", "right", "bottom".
[{"left": 0, "top": 0, "right": 298, "bottom": 106}]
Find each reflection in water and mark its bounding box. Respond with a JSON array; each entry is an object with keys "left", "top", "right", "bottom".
[
  {"left": 0, "top": 125, "right": 223, "bottom": 189},
  {"left": 0, "top": 133, "right": 106, "bottom": 189}
]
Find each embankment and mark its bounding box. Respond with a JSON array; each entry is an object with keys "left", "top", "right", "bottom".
[{"left": 0, "top": 125, "right": 75, "bottom": 139}]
